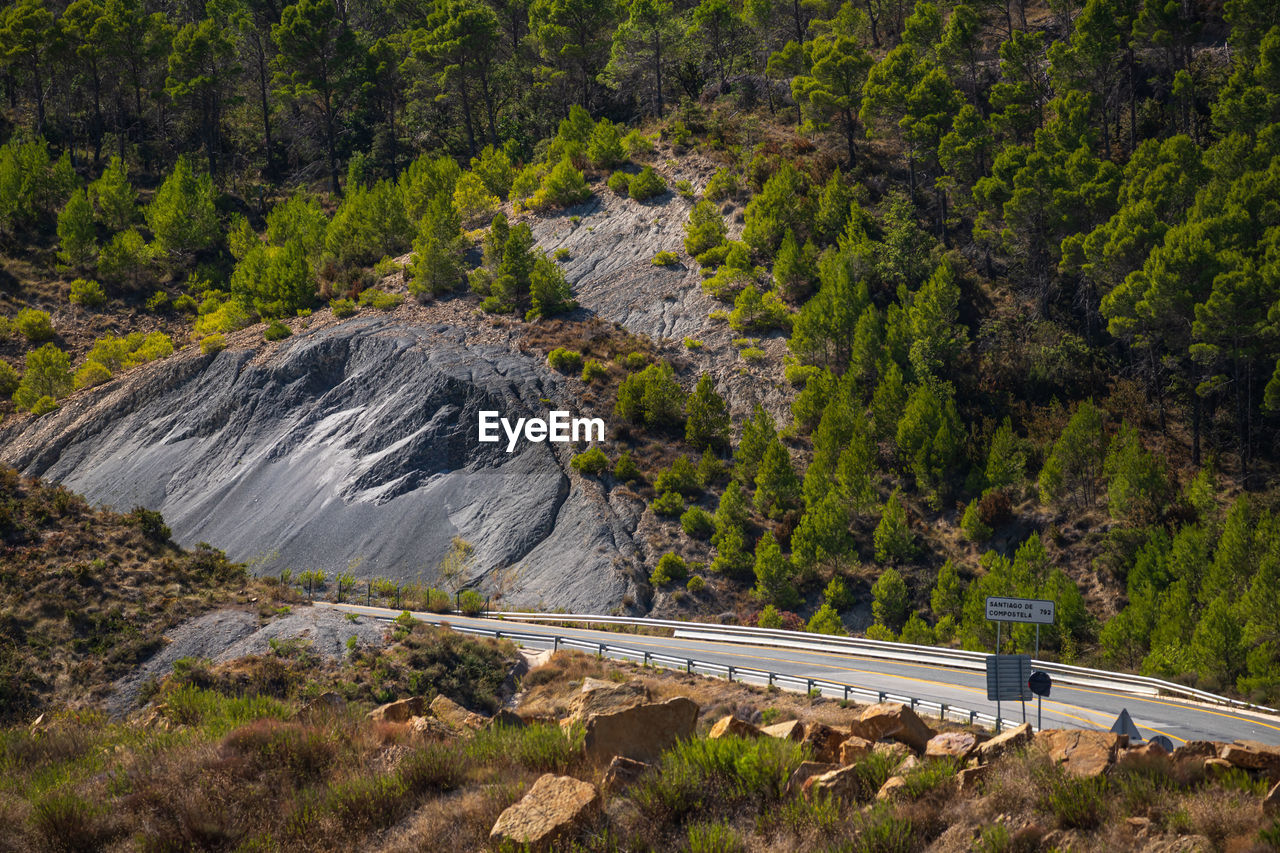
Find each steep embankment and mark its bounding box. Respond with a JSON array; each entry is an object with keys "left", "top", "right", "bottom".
[{"left": 0, "top": 306, "right": 648, "bottom": 612}]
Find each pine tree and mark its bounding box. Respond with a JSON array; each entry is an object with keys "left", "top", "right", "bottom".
[
  {"left": 807, "top": 603, "right": 846, "bottom": 635},
  {"left": 984, "top": 418, "right": 1026, "bottom": 490},
  {"left": 930, "top": 559, "right": 964, "bottom": 621},
  {"left": 753, "top": 437, "right": 801, "bottom": 519},
  {"left": 145, "top": 156, "right": 220, "bottom": 262},
  {"left": 895, "top": 381, "right": 963, "bottom": 501},
  {"left": 873, "top": 489, "right": 916, "bottom": 564},
  {"left": 791, "top": 490, "right": 851, "bottom": 571},
  {"left": 734, "top": 405, "right": 776, "bottom": 486},
  {"left": 871, "top": 566, "right": 910, "bottom": 633},
  {"left": 57, "top": 188, "right": 97, "bottom": 269},
  {"left": 1038, "top": 400, "right": 1106, "bottom": 509},
  {"left": 685, "top": 373, "right": 730, "bottom": 452},
  {"left": 89, "top": 156, "right": 137, "bottom": 231},
  {"left": 753, "top": 531, "right": 799, "bottom": 607},
  {"left": 1103, "top": 421, "right": 1171, "bottom": 525}
]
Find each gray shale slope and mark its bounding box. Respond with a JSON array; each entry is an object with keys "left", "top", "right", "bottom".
[{"left": 0, "top": 313, "right": 647, "bottom": 612}]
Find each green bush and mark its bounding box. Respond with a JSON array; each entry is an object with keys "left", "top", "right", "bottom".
[
  {"left": 200, "top": 334, "right": 226, "bottom": 355},
  {"left": 423, "top": 588, "right": 452, "bottom": 613},
  {"left": 15, "top": 308, "right": 54, "bottom": 343},
  {"left": 608, "top": 171, "right": 632, "bottom": 195},
  {"left": 704, "top": 168, "right": 739, "bottom": 201},
  {"left": 0, "top": 361, "right": 18, "bottom": 397},
  {"left": 581, "top": 359, "right": 608, "bottom": 382},
  {"left": 73, "top": 360, "right": 112, "bottom": 390},
  {"left": 68, "top": 278, "right": 107, "bottom": 309},
  {"left": 615, "top": 361, "right": 687, "bottom": 428},
  {"left": 330, "top": 298, "right": 357, "bottom": 318},
  {"left": 676, "top": 179, "right": 695, "bottom": 199},
  {"left": 530, "top": 156, "right": 592, "bottom": 210},
  {"left": 264, "top": 319, "right": 292, "bottom": 341},
  {"left": 548, "top": 347, "right": 583, "bottom": 372},
  {"left": 1037, "top": 770, "right": 1108, "bottom": 830},
  {"left": 571, "top": 447, "right": 609, "bottom": 476},
  {"left": 628, "top": 166, "right": 667, "bottom": 201},
  {"left": 358, "top": 288, "right": 402, "bottom": 310},
  {"left": 465, "top": 722, "right": 583, "bottom": 774},
  {"left": 686, "top": 574, "right": 706, "bottom": 593},
  {"left": 12, "top": 343, "right": 72, "bottom": 411},
  {"left": 651, "top": 552, "right": 689, "bottom": 585},
  {"left": 29, "top": 395, "right": 58, "bottom": 415},
  {"left": 614, "top": 450, "right": 641, "bottom": 482},
  {"left": 652, "top": 251, "right": 678, "bottom": 266},
  {"left": 961, "top": 500, "right": 993, "bottom": 542},
  {"left": 622, "top": 129, "right": 653, "bottom": 158},
  {"left": 633, "top": 735, "right": 804, "bottom": 823},
  {"left": 652, "top": 490, "right": 685, "bottom": 516},
  {"left": 458, "top": 589, "right": 485, "bottom": 616},
  {"left": 740, "top": 347, "right": 766, "bottom": 363},
  {"left": 655, "top": 456, "right": 700, "bottom": 497},
  {"left": 687, "top": 821, "right": 743, "bottom": 853},
  {"left": 680, "top": 507, "right": 715, "bottom": 539}
]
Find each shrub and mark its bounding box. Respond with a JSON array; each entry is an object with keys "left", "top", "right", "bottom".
[
  {"left": 1037, "top": 770, "right": 1108, "bottom": 830},
  {"left": 581, "top": 359, "right": 608, "bottom": 382},
  {"left": 358, "top": 288, "right": 402, "bottom": 310},
  {"left": 607, "top": 171, "right": 632, "bottom": 195},
  {"left": 684, "top": 337, "right": 703, "bottom": 350},
  {"left": 655, "top": 456, "right": 700, "bottom": 497},
  {"left": 681, "top": 507, "right": 715, "bottom": 539},
  {"left": 12, "top": 343, "right": 72, "bottom": 411},
  {"left": 615, "top": 361, "right": 686, "bottom": 428},
  {"left": 651, "top": 552, "right": 689, "bottom": 585},
  {"left": 31, "top": 792, "right": 112, "bottom": 852},
  {"left": 458, "top": 589, "right": 485, "bottom": 616},
  {"left": 961, "top": 501, "right": 992, "bottom": 542},
  {"left": 330, "top": 297, "right": 357, "bottom": 318},
  {"left": 530, "top": 156, "right": 591, "bottom": 210},
  {"left": 173, "top": 292, "right": 198, "bottom": 313},
  {"left": 622, "top": 129, "right": 653, "bottom": 157},
  {"left": 633, "top": 735, "right": 804, "bottom": 823},
  {"left": 704, "top": 168, "right": 739, "bottom": 201},
  {"left": 652, "top": 490, "right": 685, "bottom": 517},
  {"left": 423, "top": 588, "right": 451, "bottom": 613},
  {"left": 548, "top": 347, "right": 583, "bottom": 372},
  {"left": 553, "top": 247, "right": 571, "bottom": 261},
  {"left": 628, "top": 166, "right": 667, "bottom": 201},
  {"left": 74, "top": 360, "right": 112, "bottom": 390},
  {"left": 617, "top": 351, "right": 648, "bottom": 370},
  {"left": 0, "top": 361, "right": 17, "bottom": 397},
  {"left": 571, "top": 447, "right": 609, "bottom": 476},
  {"left": 676, "top": 179, "right": 695, "bottom": 198},
  {"left": 687, "top": 821, "right": 743, "bottom": 853},
  {"left": 15, "top": 308, "right": 54, "bottom": 343},
  {"left": 200, "top": 334, "right": 226, "bottom": 355},
  {"left": 614, "top": 450, "right": 641, "bottom": 482},
  {"left": 652, "top": 250, "right": 678, "bottom": 266},
  {"left": 740, "top": 347, "right": 766, "bottom": 363},
  {"left": 758, "top": 605, "right": 782, "bottom": 628},
  {"left": 68, "top": 278, "right": 107, "bottom": 309},
  {"left": 264, "top": 319, "right": 292, "bottom": 341},
  {"left": 686, "top": 574, "right": 706, "bottom": 593},
  {"left": 729, "top": 285, "right": 790, "bottom": 333},
  {"left": 193, "top": 296, "right": 252, "bottom": 335}
]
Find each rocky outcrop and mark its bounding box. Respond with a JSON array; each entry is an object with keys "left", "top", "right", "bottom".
[
  {"left": 568, "top": 679, "right": 649, "bottom": 723},
  {"left": 368, "top": 697, "right": 423, "bottom": 724},
  {"left": 801, "top": 722, "right": 848, "bottom": 763},
  {"left": 973, "top": 722, "right": 1034, "bottom": 764},
  {"left": 803, "top": 764, "right": 873, "bottom": 801},
  {"left": 1219, "top": 741, "right": 1280, "bottom": 780},
  {"left": 430, "top": 694, "right": 486, "bottom": 732},
  {"left": 490, "top": 774, "right": 599, "bottom": 850},
  {"left": 709, "top": 716, "right": 761, "bottom": 739},
  {"left": 761, "top": 719, "right": 804, "bottom": 741},
  {"left": 583, "top": 697, "right": 699, "bottom": 763},
  {"left": 785, "top": 761, "right": 838, "bottom": 797},
  {"left": 838, "top": 736, "right": 874, "bottom": 763},
  {"left": 849, "top": 703, "right": 935, "bottom": 753},
  {"left": 0, "top": 313, "right": 648, "bottom": 612},
  {"left": 1037, "top": 730, "right": 1126, "bottom": 777}
]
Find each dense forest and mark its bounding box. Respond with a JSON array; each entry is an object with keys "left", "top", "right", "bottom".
[{"left": 3, "top": 0, "right": 1280, "bottom": 701}]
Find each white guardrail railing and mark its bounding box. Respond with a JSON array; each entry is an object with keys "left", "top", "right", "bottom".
[
  {"left": 387, "top": 616, "right": 1018, "bottom": 732},
  {"left": 477, "top": 611, "right": 1280, "bottom": 718}
]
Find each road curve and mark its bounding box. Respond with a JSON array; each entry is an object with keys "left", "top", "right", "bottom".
[{"left": 323, "top": 603, "right": 1280, "bottom": 746}]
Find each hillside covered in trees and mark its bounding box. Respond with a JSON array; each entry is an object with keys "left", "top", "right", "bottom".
[{"left": 3, "top": 0, "right": 1280, "bottom": 702}]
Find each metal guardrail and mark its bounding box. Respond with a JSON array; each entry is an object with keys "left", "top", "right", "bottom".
[
  {"left": 480, "top": 611, "right": 1280, "bottom": 717},
  {"left": 386, "top": 615, "right": 1017, "bottom": 732}
]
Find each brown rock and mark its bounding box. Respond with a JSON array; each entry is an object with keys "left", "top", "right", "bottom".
[
  {"left": 1202, "top": 757, "right": 1234, "bottom": 779},
  {"left": 898, "top": 754, "right": 921, "bottom": 773},
  {"left": 1037, "top": 730, "right": 1125, "bottom": 777},
  {"left": 925, "top": 731, "right": 977, "bottom": 761},
  {"left": 583, "top": 697, "right": 699, "bottom": 764},
  {"left": 431, "top": 695, "right": 487, "bottom": 731},
  {"left": 876, "top": 775, "right": 908, "bottom": 801},
  {"left": 839, "top": 736, "right": 874, "bottom": 764},
  {"left": 761, "top": 719, "right": 804, "bottom": 741},
  {"left": 1140, "top": 834, "right": 1212, "bottom": 853},
  {"left": 1127, "top": 816, "right": 1152, "bottom": 836},
  {"left": 367, "top": 696, "right": 423, "bottom": 724},
  {"left": 568, "top": 680, "right": 649, "bottom": 724},
  {"left": 1264, "top": 779, "right": 1279, "bottom": 817},
  {"left": 802, "top": 722, "right": 848, "bottom": 763},
  {"left": 490, "top": 773, "right": 599, "bottom": 851},
  {"left": 1171, "top": 741, "right": 1218, "bottom": 762},
  {"left": 803, "top": 764, "right": 874, "bottom": 802},
  {"left": 785, "top": 761, "right": 839, "bottom": 797},
  {"left": 1116, "top": 741, "right": 1169, "bottom": 767},
  {"left": 409, "top": 715, "right": 454, "bottom": 739},
  {"left": 601, "top": 756, "right": 649, "bottom": 793},
  {"left": 956, "top": 765, "right": 989, "bottom": 793},
  {"left": 973, "top": 722, "right": 1034, "bottom": 764},
  {"left": 1219, "top": 741, "right": 1280, "bottom": 780},
  {"left": 849, "top": 703, "right": 935, "bottom": 753},
  {"left": 873, "top": 741, "right": 912, "bottom": 763},
  {"left": 709, "top": 715, "right": 761, "bottom": 739}
]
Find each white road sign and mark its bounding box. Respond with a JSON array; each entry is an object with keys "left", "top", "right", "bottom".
[{"left": 985, "top": 596, "right": 1056, "bottom": 625}]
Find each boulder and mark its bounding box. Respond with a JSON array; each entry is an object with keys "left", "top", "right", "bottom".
[
  {"left": 1171, "top": 741, "right": 1218, "bottom": 762},
  {"left": 761, "top": 719, "right": 804, "bottom": 741},
  {"left": 873, "top": 741, "right": 912, "bottom": 763},
  {"left": 1037, "top": 730, "right": 1125, "bottom": 777},
  {"left": 569, "top": 680, "right": 650, "bottom": 724},
  {"left": 876, "top": 775, "right": 909, "bottom": 801},
  {"left": 487, "top": 709, "right": 526, "bottom": 729},
  {"left": 430, "top": 695, "right": 487, "bottom": 732},
  {"left": 1116, "top": 741, "right": 1168, "bottom": 768},
  {"left": 785, "top": 761, "right": 839, "bottom": 797},
  {"left": 1219, "top": 741, "right": 1280, "bottom": 780},
  {"left": 490, "top": 774, "right": 599, "bottom": 851},
  {"left": 849, "top": 703, "right": 935, "bottom": 753},
  {"left": 925, "top": 731, "right": 977, "bottom": 761},
  {"left": 709, "top": 716, "right": 761, "bottom": 739},
  {"left": 838, "top": 736, "right": 874, "bottom": 764},
  {"left": 803, "top": 764, "right": 873, "bottom": 802},
  {"left": 957, "top": 765, "right": 990, "bottom": 793},
  {"left": 897, "top": 754, "right": 921, "bottom": 774},
  {"left": 601, "top": 756, "right": 649, "bottom": 793},
  {"left": 802, "top": 722, "right": 847, "bottom": 763},
  {"left": 368, "top": 696, "right": 423, "bottom": 724},
  {"left": 1264, "top": 779, "right": 1279, "bottom": 818},
  {"left": 583, "top": 697, "right": 699, "bottom": 764},
  {"left": 409, "top": 715, "right": 454, "bottom": 739},
  {"left": 1202, "top": 757, "right": 1234, "bottom": 779},
  {"left": 973, "top": 722, "right": 1034, "bottom": 765},
  {"left": 296, "top": 691, "right": 345, "bottom": 722}
]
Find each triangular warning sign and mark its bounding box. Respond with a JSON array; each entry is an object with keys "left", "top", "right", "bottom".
[{"left": 1110, "top": 708, "right": 1143, "bottom": 742}]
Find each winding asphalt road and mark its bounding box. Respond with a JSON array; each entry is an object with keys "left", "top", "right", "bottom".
[{"left": 323, "top": 603, "right": 1280, "bottom": 746}]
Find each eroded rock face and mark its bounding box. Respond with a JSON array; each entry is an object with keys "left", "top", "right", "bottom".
[
  {"left": 490, "top": 774, "right": 599, "bottom": 851},
  {"left": 0, "top": 314, "right": 647, "bottom": 612},
  {"left": 583, "top": 697, "right": 699, "bottom": 764}
]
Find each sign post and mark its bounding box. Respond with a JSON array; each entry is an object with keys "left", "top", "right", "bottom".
[{"left": 985, "top": 597, "right": 1056, "bottom": 731}]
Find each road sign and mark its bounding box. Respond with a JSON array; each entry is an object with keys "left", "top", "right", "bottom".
[
  {"left": 1028, "top": 670, "right": 1052, "bottom": 697},
  {"left": 985, "top": 596, "right": 1056, "bottom": 625},
  {"left": 1150, "top": 735, "right": 1174, "bottom": 753},
  {"left": 1111, "top": 708, "right": 1143, "bottom": 742},
  {"left": 986, "top": 654, "right": 1032, "bottom": 701}
]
